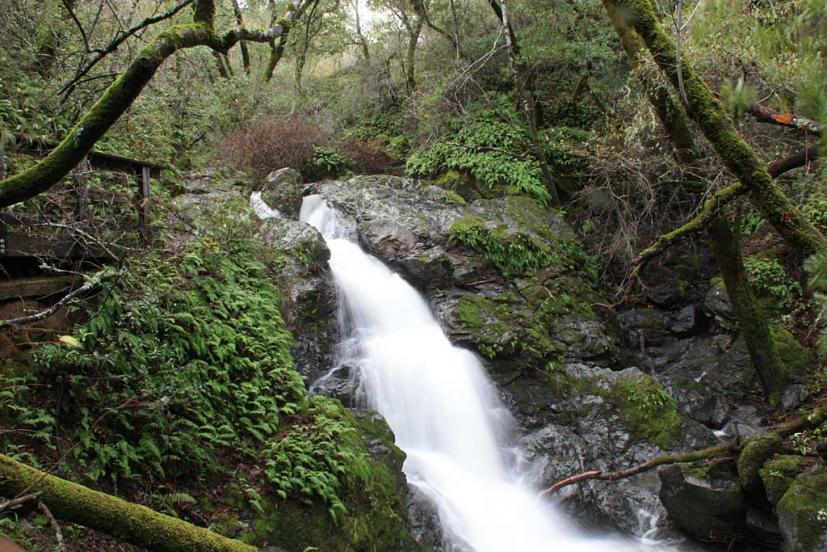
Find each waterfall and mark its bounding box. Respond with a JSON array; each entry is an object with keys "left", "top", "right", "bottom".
[{"left": 300, "top": 194, "right": 660, "bottom": 552}]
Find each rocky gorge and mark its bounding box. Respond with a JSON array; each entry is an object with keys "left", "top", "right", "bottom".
[{"left": 245, "top": 168, "right": 827, "bottom": 552}]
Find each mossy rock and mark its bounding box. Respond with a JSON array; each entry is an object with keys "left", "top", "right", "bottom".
[
  {"left": 607, "top": 374, "right": 682, "bottom": 449},
  {"left": 759, "top": 455, "right": 815, "bottom": 505},
  {"left": 238, "top": 411, "right": 420, "bottom": 552},
  {"left": 659, "top": 462, "right": 745, "bottom": 541},
  {"left": 737, "top": 434, "right": 784, "bottom": 493},
  {"left": 777, "top": 468, "right": 827, "bottom": 552}
]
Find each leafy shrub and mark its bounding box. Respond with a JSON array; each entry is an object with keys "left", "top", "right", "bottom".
[
  {"left": 805, "top": 251, "right": 827, "bottom": 355},
  {"left": 34, "top": 241, "right": 303, "bottom": 482},
  {"left": 803, "top": 192, "right": 827, "bottom": 231},
  {"left": 405, "top": 98, "right": 551, "bottom": 204},
  {"left": 744, "top": 256, "right": 802, "bottom": 304},
  {"left": 311, "top": 146, "right": 352, "bottom": 178},
  {"left": 265, "top": 396, "right": 371, "bottom": 521},
  {"left": 449, "top": 216, "right": 555, "bottom": 276},
  {"left": 220, "top": 115, "right": 326, "bottom": 180}
]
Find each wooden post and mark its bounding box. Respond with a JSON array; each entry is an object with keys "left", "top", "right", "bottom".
[
  {"left": 0, "top": 211, "right": 6, "bottom": 257},
  {"left": 72, "top": 157, "right": 90, "bottom": 222},
  {"left": 139, "top": 165, "right": 151, "bottom": 244}
]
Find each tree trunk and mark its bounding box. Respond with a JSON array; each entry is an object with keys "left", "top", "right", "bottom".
[
  {"left": 493, "top": 0, "right": 559, "bottom": 204},
  {"left": 603, "top": 0, "right": 787, "bottom": 403},
  {"left": 230, "top": 0, "right": 251, "bottom": 74},
  {"left": 707, "top": 216, "right": 786, "bottom": 403},
  {"left": 404, "top": 19, "right": 423, "bottom": 93},
  {"left": 0, "top": 454, "right": 255, "bottom": 552},
  {"left": 617, "top": 0, "right": 827, "bottom": 257}
]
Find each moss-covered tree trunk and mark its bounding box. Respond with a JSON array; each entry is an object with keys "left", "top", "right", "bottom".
[
  {"left": 614, "top": 0, "right": 827, "bottom": 257},
  {"left": 603, "top": 0, "right": 787, "bottom": 402},
  {"left": 0, "top": 454, "right": 255, "bottom": 552},
  {"left": 706, "top": 217, "right": 786, "bottom": 402}
]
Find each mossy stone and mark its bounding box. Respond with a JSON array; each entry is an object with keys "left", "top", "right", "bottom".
[
  {"left": 777, "top": 469, "right": 827, "bottom": 552},
  {"left": 737, "top": 434, "right": 783, "bottom": 493},
  {"left": 758, "top": 455, "right": 814, "bottom": 505}
]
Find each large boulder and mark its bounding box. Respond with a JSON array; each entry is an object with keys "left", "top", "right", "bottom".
[
  {"left": 659, "top": 463, "right": 745, "bottom": 541},
  {"left": 261, "top": 168, "right": 305, "bottom": 217}
]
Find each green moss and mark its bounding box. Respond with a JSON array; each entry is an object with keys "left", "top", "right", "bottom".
[
  {"left": 737, "top": 433, "right": 783, "bottom": 492},
  {"left": 777, "top": 469, "right": 827, "bottom": 551},
  {"left": 772, "top": 326, "right": 813, "bottom": 378},
  {"left": 759, "top": 455, "right": 813, "bottom": 505},
  {"left": 439, "top": 188, "right": 466, "bottom": 205},
  {"left": 608, "top": 375, "right": 682, "bottom": 448},
  {"left": 456, "top": 295, "right": 517, "bottom": 359}
]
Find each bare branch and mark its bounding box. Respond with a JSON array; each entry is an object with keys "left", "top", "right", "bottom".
[
  {"left": 630, "top": 143, "right": 821, "bottom": 275},
  {"left": 0, "top": 491, "right": 43, "bottom": 512},
  {"left": 60, "top": 0, "right": 196, "bottom": 98},
  {"left": 746, "top": 104, "right": 823, "bottom": 136},
  {"left": 38, "top": 500, "right": 65, "bottom": 551}
]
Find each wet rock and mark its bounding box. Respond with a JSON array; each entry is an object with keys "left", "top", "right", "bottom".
[
  {"left": 776, "top": 468, "right": 827, "bottom": 552},
  {"left": 659, "top": 463, "right": 745, "bottom": 541},
  {"left": 310, "top": 362, "right": 360, "bottom": 406},
  {"left": 745, "top": 506, "right": 782, "bottom": 547},
  {"left": 738, "top": 434, "right": 784, "bottom": 493},
  {"left": 704, "top": 282, "right": 737, "bottom": 330},
  {"left": 259, "top": 218, "right": 336, "bottom": 382},
  {"left": 759, "top": 455, "right": 816, "bottom": 505},
  {"left": 670, "top": 304, "right": 703, "bottom": 335},
  {"left": 616, "top": 309, "right": 673, "bottom": 349},
  {"left": 261, "top": 167, "right": 304, "bottom": 217}
]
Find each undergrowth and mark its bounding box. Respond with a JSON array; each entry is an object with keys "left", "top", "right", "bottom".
[{"left": 2, "top": 230, "right": 370, "bottom": 518}]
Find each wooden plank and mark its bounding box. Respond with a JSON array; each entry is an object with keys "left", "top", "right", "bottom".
[{"left": 0, "top": 275, "right": 78, "bottom": 301}]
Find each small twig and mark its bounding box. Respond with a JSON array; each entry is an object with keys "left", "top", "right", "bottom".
[
  {"left": 37, "top": 500, "right": 65, "bottom": 551},
  {"left": 0, "top": 492, "right": 42, "bottom": 512}
]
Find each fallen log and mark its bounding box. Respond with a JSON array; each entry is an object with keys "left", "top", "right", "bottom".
[{"left": 0, "top": 454, "right": 255, "bottom": 552}]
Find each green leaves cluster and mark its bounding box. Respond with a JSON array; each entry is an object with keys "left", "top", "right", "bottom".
[
  {"left": 448, "top": 215, "right": 589, "bottom": 279},
  {"left": 448, "top": 216, "right": 554, "bottom": 277},
  {"left": 265, "top": 396, "right": 371, "bottom": 522},
  {"left": 406, "top": 98, "right": 551, "bottom": 204},
  {"left": 744, "top": 256, "right": 802, "bottom": 305},
  {"left": 312, "top": 146, "right": 352, "bottom": 177},
  {"left": 35, "top": 241, "right": 303, "bottom": 482}
]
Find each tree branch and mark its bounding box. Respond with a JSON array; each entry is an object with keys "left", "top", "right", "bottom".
[
  {"left": 540, "top": 406, "right": 826, "bottom": 497},
  {"left": 0, "top": 270, "right": 114, "bottom": 328},
  {"left": 747, "top": 104, "right": 822, "bottom": 136},
  {"left": 539, "top": 444, "right": 735, "bottom": 497},
  {"left": 629, "top": 144, "right": 821, "bottom": 274},
  {"left": 60, "top": 0, "right": 197, "bottom": 99}
]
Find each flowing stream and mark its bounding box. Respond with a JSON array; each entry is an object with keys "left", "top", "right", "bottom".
[{"left": 300, "top": 195, "right": 659, "bottom": 552}]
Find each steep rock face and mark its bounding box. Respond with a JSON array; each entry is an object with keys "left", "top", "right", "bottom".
[
  {"left": 313, "top": 175, "right": 717, "bottom": 536},
  {"left": 259, "top": 218, "right": 337, "bottom": 383}
]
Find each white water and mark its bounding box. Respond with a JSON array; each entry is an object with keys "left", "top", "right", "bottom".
[
  {"left": 250, "top": 191, "right": 282, "bottom": 220},
  {"left": 300, "top": 195, "right": 658, "bottom": 552}
]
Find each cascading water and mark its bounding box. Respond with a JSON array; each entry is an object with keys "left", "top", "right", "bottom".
[{"left": 300, "top": 194, "right": 662, "bottom": 552}]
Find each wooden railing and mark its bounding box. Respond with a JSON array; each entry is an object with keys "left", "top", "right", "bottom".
[{"left": 0, "top": 134, "right": 166, "bottom": 258}]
